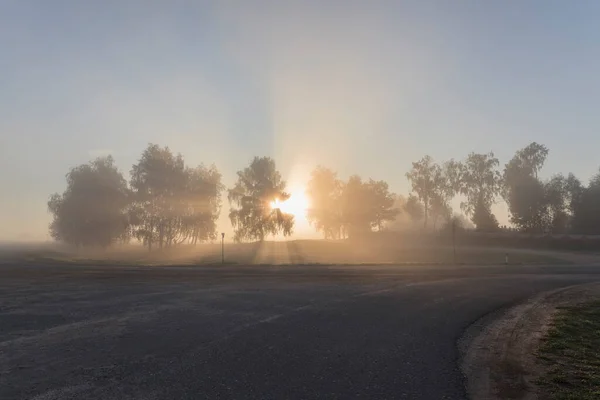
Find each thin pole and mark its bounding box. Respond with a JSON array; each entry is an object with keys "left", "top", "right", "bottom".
[
  {"left": 221, "top": 233, "right": 225, "bottom": 264},
  {"left": 452, "top": 220, "right": 457, "bottom": 265}
]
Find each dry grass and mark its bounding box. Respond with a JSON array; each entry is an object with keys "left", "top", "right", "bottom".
[{"left": 0, "top": 240, "right": 568, "bottom": 266}]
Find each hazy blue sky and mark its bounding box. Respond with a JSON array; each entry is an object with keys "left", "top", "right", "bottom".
[{"left": 2, "top": 0, "right": 600, "bottom": 240}]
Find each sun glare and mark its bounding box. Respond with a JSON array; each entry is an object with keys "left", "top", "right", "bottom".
[{"left": 270, "top": 191, "right": 309, "bottom": 218}]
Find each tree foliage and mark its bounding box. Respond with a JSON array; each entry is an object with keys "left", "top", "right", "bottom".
[
  {"left": 404, "top": 194, "right": 424, "bottom": 224},
  {"left": 544, "top": 174, "right": 569, "bottom": 233},
  {"left": 405, "top": 156, "right": 464, "bottom": 230},
  {"left": 129, "top": 144, "right": 223, "bottom": 250},
  {"left": 502, "top": 143, "right": 568, "bottom": 233},
  {"left": 49, "top": 145, "right": 223, "bottom": 249},
  {"left": 364, "top": 179, "right": 399, "bottom": 231},
  {"left": 405, "top": 156, "right": 442, "bottom": 228},
  {"left": 571, "top": 170, "right": 600, "bottom": 234},
  {"left": 48, "top": 156, "right": 130, "bottom": 247},
  {"left": 339, "top": 176, "right": 398, "bottom": 236},
  {"left": 306, "top": 168, "right": 399, "bottom": 238},
  {"left": 306, "top": 166, "right": 344, "bottom": 239},
  {"left": 459, "top": 152, "right": 501, "bottom": 231},
  {"left": 228, "top": 157, "right": 294, "bottom": 242},
  {"left": 47, "top": 141, "right": 600, "bottom": 246}
]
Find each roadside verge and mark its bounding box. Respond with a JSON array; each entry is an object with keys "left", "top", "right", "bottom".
[{"left": 459, "top": 282, "right": 600, "bottom": 400}]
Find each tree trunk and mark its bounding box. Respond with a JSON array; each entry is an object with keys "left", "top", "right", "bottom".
[
  {"left": 158, "top": 222, "right": 164, "bottom": 250},
  {"left": 148, "top": 220, "right": 154, "bottom": 252}
]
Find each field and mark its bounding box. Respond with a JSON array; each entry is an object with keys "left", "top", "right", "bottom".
[{"left": 0, "top": 238, "right": 571, "bottom": 267}]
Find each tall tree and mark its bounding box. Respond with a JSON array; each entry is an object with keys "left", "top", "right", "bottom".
[
  {"left": 503, "top": 143, "right": 550, "bottom": 232},
  {"left": 571, "top": 169, "right": 600, "bottom": 234},
  {"left": 406, "top": 156, "right": 442, "bottom": 228},
  {"left": 129, "top": 144, "right": 222, "bottom": 250},
  {"left": 228, "top": 157, "right": 294, "bottom": 242},
  {"left": 306, "top": 166, "right": 344, "bottom": 239},
  {"left": 565, "top": 173, "right": 584, "bottom": 220},
  {"left": 338, "top": 175, "right": 399, "bottom": 236},
  {"left": 506, "top": 175, "right": 547, "bottom": 233},
  {"left": 460, "top": 152, "right": 501, "bottom": 231},
  {"left": 364, "top": 179, "right": 399, "bottom": 231},
  {"left": 430, "top": 159, "right": 463, "bottom": 229},
  {"left": 544, "top": 174, "right": 569, "bottom": 233},
  {"left": 130, "top": 144, "right": 187, "bottom": 250},
  {"left": 339, "top": 175, "right": 370, "bottom": 237},
  {"left": 183, "top": 164, "right": 224, "bottom": 244},
  {"left": 48, "top": 156, "right": 130, "bottom": 247}
]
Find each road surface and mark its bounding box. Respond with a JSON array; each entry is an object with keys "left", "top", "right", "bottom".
[{"left": 1, "top": 263, "right": 600, "bottom": 399}]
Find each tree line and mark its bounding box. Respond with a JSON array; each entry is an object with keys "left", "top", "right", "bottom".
[
  {"left": 400, "top": 142, "right": 600, "bottom": 235},
  {"left": 48, "top": 142, "right": 600, "bottom": 248}
]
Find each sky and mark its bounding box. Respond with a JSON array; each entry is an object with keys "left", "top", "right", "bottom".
[{"left": 2, "top": 0, "right": 600, "bottom": 241}]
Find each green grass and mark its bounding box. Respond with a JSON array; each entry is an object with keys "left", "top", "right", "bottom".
[{"left": 537, "top": 301, "right": 600, "bottom": 399}]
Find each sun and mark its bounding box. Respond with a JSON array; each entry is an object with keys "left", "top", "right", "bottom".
[{"left": 270, "top": 190, "right": 309, "bottom": 218}]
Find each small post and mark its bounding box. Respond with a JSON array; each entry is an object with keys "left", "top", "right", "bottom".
[
  {"left": 221, "top": 233, "right": 225, "bottom": 264},
  {"left": 452, "top": 219, "right": 457, "bottom": 264},
  {"left": 505, "top": 253, "right": 509, "bottom": 265}
]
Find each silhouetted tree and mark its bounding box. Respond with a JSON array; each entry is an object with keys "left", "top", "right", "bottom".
[
  {"left": 506, "top": 174, "right": 547, "bottom": 232},
  {"left": 503, "top": 143, "right": 550, "bottom": 233},
  {"left": 306, "top": 166, "right": 344, "bottom": 239},
  {"left": 514, "top": 142, "right": 549, "bottom": 179},
  {"left": 406, "top": 156, "right": 442, "bottom": 228},
  {"left": 339, "top": 175, "right": 371, "bottom": 237},
  {"left": 406, "top": 156, "right": 460, "bottom": 230},
  {"left": 544, "top": 174, "right": 569, "bottom": 233},
  {"left": 565, "top": 173, "right": 584, "bottom": 221},
  {"left": 338, "top": 175, "right": 398, "bottom": 237},
  {"left": 48, "top": 156, "right": 130, "bottom": 247},
  {"left": 460, "top": 152, "right": 501, "bottom": 231},
  {"left": 571, "top": 169, "right": 600, "bottom": 234},
  {"left": 183, "top": 164, "right": 224, "bottom": 244},
  {"left": 471, "top": 197, "right": 499, "bottom": 232},
  {"left": 364, "top": 179, "right": 399, "bottom": 231},
  {"left": 430, "top": 159, "right": 462, "bottom": 229},
  {"left": 130, "top": 144, "right": 186, "bottom": 250},
  {"left": 404, "top": 194, "right": 424, "bottom": 224},
  {"left": 129, "top": 144, "right": 222, "bottom": 250},
  {"left": 228, "top": 157, "right": 294, "bottom": 242},
  {"left": 443, "top": 159, "right": 464, "bottom": 194}
]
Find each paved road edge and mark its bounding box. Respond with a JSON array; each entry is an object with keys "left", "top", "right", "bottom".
[{"left": 458, "top": 282, "right": 600, "bottom": 400}]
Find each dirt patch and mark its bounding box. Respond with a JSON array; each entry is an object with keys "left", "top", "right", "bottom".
[{"left": 459, "top": 282, "right": 600, "bottom": 400}]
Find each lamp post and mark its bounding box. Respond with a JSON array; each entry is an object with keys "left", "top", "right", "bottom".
[{"left": 221, "top": 232, "right": 225, "bottom": 264}]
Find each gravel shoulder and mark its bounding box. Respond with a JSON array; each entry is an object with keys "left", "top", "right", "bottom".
[{"left": 460, "top": 282, "right": 600, "bottom": 400}]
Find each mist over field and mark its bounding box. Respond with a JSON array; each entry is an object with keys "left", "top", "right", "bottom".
[{"left": 2, "top": 1, "right": 600, "bottom": 256}]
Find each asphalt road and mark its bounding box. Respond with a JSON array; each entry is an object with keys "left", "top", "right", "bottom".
[{"left": 2, "top": 264, "right": 600, "bottom": 400}]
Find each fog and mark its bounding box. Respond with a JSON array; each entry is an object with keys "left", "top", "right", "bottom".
[{"left": 2, "top": 1, "right": 600, "bottom": 249}]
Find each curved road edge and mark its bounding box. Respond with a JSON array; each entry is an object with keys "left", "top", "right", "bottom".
[{"left": 458, "top": 282, "right": 600, "bottom": 400}]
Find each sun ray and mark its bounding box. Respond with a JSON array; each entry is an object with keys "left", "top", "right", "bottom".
[{"left": 270, "top": 190, "right": 309, "bottom": 219}]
